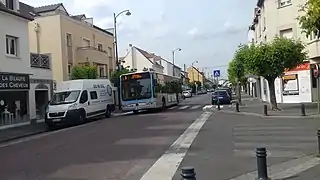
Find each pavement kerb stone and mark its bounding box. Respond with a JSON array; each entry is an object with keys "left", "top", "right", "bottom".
[{"left": 211, "top": 108, "right": 320, "bottom": 119}]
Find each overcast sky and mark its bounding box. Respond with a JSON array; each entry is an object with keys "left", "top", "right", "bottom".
[{"left": 22, "top": 0, "right": 256, "bottom": 78}]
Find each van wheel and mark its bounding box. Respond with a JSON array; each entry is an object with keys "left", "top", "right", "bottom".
[
  {"left": 47, "top": 124, "right": 55, "bottom": 131},
  {"left": 105, "top": 107, "right": 112, "bottom": 118},
  {"left": 79, "top": 113, "right": 85, "bottom": 124}
]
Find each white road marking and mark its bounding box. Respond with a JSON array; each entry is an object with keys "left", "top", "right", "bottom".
[
  {"left": 216, "top": 105, "right": 224, "bottom": 109},
  {"left": 229, "top": 155, "right": 320, "bottom": 180},
  {"left": 168, "top": 106, "right": 178, "bottom": 110},
  {"left": 202, "top": 105, "right": 213, "bottom": 110},
  {"left": 140, "top": 111, "right": 213, "bottom": 180},
  {"left": 178, "top": 105, "right": 189, "bottom": 110},
  {"left": 233, "top": 149, "right": 306, "bottom": 158},
  {"left": 190, "top": 105, "right": 201, "bottom": 109}
]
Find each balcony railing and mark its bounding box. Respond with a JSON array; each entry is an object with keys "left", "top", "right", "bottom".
[
  {"left": 76, "top": 46, "right": 111, "bottom": 65},
  {"left": 30, "top": 53, "right": 51, "bottom": 69}
]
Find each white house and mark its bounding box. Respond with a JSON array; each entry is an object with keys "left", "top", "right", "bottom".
[
  {"left": 122, "top": 44, "right": 164, "bottom": 73},
  {"left": 0, "top": 0, "right": 53, "bottom": 127},
  {"left": 155, "top": 57, "right": 182, "bottom": 78}
]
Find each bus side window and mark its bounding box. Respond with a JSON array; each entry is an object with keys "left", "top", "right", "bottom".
[{"left": 153, "top": 76, "right": 157, "bottom": 98}]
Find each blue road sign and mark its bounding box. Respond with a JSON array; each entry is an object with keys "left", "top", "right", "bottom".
[{"left": 213, "top": 70, "right": 220, "bottom": 77}]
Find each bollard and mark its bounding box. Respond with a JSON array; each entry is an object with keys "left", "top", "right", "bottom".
[
  {"left": 256, "top": 147, "right": 269, "bottom": 180},
  {"left": 301, "top": 103, "right": 306, "bottom": 116},
  {"left": 263, "top": 105, "right": 268, "bottom": 116},
  {"left": 235, "top": 102, "right": 240, "bottom": 112},
  {"left": 181, "top": 166, "right": 196, "bottom": 180},
  {"left": 317, "top": 130, "right": 320, "bottom": 157},
  {"left": 217, "top": 101, "right": 221, "bottom": 111}
]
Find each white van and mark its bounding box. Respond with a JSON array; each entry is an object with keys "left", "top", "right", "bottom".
[{"left": 45, "top": 79, "right": 115, "bottom": 128}]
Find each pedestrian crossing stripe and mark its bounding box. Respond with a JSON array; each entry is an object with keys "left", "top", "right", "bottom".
[
  {"left": 232, "top": 123, "right": 316, "bottom": 158},
  {"left": 178, "top": 106, "right": 189, "bottom": 109},
  {"left": 190, "top": 105, "right": 201, "bottom": 109},
  {"left": 168, "top": 105, "right": 207, "bottom": 110}
]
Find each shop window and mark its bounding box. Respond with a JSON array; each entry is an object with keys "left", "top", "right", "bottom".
[{"left": 0, "top": 91, "right": 28, "bottom": 126}]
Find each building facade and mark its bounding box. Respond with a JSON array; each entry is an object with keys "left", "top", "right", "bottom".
[
  {"left": 187, "top": 66, "right": 205, "bottom": 85},
  {"left": 24, "top": 3, "right": 115, "bottom": 82},
  {"left": 249, "top": 0, "right": 317, "bottom": 103},
  {"left": 0, "top": 0, "right": 53, "bottom": 127},
  {"left": 122, "top": 44, "right": 164, "bottom": 73}
]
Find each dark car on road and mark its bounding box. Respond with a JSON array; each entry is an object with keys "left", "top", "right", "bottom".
[
  {"left": 218, "top": 87, "right": 232, "bottom": 99},
  {"left": 211, "top": 90, "right": 231, "bottom": 105}
]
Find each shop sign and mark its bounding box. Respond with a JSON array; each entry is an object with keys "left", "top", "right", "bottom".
[{"left": 0, "top": 73, "right": 30, "bottom": 90}]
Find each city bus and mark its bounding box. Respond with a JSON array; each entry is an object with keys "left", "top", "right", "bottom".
[{"left": 120, "top": 70, "right": 182, "bottom": 113}]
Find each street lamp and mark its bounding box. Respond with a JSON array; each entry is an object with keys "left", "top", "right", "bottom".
[
  {"left": 172, "top": 48, "right": 181, "bottom": 76},
  {"left": 113, "top": 9, "right": 131, "bottom": 110},
  {"left": 114, "top": 10, "right": 131, "bottom": 72}
]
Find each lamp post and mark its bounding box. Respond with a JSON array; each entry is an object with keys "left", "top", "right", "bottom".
[
  {"left": 113, "top": 9, "right": 131, "bottom": 110},
  {"left": 114, "top": 9, "right": 131, "bottom": 72},
  {"left": 172, "top": 48, "right": 181, "bottom": 76}
]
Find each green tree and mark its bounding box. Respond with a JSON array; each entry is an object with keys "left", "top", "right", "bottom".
[
  {"left": 227, "top": 57, "right": 247, "bottom": 104},
  {"left": 71, "top": 65, "right": 98, "bottom": 79},
  {"left": 203, "top": 83, "right": 209, "bottom": 89},
  {"left": 298, "top": 0, "right": 320, "bottom": 38},
  {"left": 241, "top": 37, "right": 307, "bottom": 110},
  {"left": 110, "top": 67, "right": 133, "bottom": 87}
]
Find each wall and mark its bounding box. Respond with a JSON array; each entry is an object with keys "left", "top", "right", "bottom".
[
  {"left": 0, "top": 11, "right": 31, "bottom": 74},
  {"left": 187, "top": 67, "right": 204, "bottom": 84},
  {"left": 28, "top": 82, "right": 52, "bottom": 120},
  {"left": 123, "top": 48, "right": 153, "bottom": 71},
  {"left": 60, "top": 15, "right": 114, "bottom": 80},
  {"left": 28, "top": 15, "right": 63, "bottom": 81}
]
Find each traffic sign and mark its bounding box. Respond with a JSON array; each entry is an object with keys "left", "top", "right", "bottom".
[{"left": 213, "top": 70, "right": 220, "bottom": 77}]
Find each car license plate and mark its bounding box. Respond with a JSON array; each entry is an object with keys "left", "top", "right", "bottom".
[
  {"left": 219, "top": 97, "right": 223, "bottom": 99},
  {"left": 52, "top": 119, "right": 61, "bottom": 122}
]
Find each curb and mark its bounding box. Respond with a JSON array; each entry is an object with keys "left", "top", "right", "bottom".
[{"left": 0, "top": 129, "right": 48, "bottom": 144}]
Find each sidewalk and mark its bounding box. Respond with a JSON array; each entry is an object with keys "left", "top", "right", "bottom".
[
  {"left": 289, "top": 163, "right": 320, "bottom": 180},
  {"left": 221, "top": 93, "right": 320, "bottom": 118},
  {"left": 0, "top": 122, "right": 47, "bottom": 143},
  {"left": 173, "top": 110, "right": 320, "bottom": 180}
]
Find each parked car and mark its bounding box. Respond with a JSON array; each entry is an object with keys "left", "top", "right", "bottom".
[
  {"left": 182, "top": 91, "right": 192, "bottom": 98},
  {"left": 211, "top": 90, "right": 231, "bottom": 105},
  {"left": 218, "top": 87, "right": 232, "bottom": 99},
  {"left": 197, "top": 89, "right": 207, "bottom": 95}
]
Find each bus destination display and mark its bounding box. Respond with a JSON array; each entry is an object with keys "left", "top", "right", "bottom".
[{"left": 122, "top": 73, "right": 150, "bottom": 81}]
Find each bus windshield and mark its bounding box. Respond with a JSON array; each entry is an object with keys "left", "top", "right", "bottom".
[{"left": 121, "top": 73, "right": 152, "bottom": 101}]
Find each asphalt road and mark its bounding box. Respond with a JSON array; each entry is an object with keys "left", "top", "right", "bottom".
[
  {"left": 0, "top": 94, "right": 211, "bottom": 180},
  {"left": 172, "top": 111, "right": 320, "bottom": 180}
]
